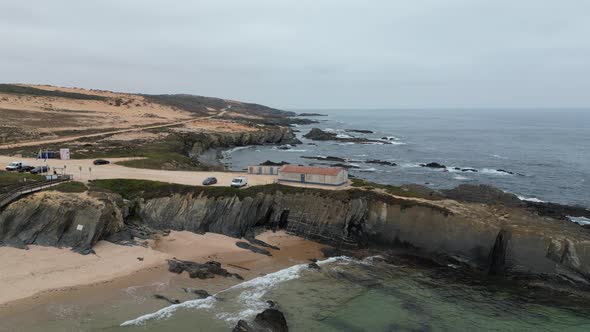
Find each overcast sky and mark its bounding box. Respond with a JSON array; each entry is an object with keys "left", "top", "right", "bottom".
[{"left": 1, "top": 1, "right": 589, "bottom": 109}]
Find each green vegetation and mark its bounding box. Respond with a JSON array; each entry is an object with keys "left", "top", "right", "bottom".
[
  {"left": 4, "top": 134, "right": 206, "bottom": 171},
  {"left": 350, "top": 179, "right": 440, "bottom": 200},
  {"left": 50, "top": 181, "right": 88, "bottom": 193},
  {"left": 89, "top": 178, "right": 451, "bottom": 215},
  {"left": 143, "top": 94, "right": 221, "bottom": 115},
  {"left": 0, "top": 171, "right": 44, "bottom": 188},
  {"left": 0, "top": 84, "right": 108, "bottom": 101}
]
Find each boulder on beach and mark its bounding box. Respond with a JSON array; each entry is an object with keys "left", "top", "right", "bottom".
[
  {"left": 236, "top": 241, "right": 272, "bottom": 256},
  {"left": 167, "top": 259, "right": 243, "bottom": 280}
]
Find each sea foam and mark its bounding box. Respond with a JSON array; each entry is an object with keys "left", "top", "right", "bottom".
[{"left": 121, "top": 257, "right": 348, "bottom": 326}]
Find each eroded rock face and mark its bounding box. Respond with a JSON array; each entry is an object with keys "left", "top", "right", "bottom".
[
  {"left": 181, "top": 126, "right": 301, "bottom": 158},
  {"left": 0, "top": 191, "right": 125, "bottom": 253},
  {"left": 137, "top": 189, "right": 590, "bottom": 284}
]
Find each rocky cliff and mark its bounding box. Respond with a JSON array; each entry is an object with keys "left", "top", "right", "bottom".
[
  {"left": 133, "top": 186, "right": 590, "bottom": 284},
  {"left": 180, "top": 126, "right": 301, "bottom": 159},
  {"left": 0, "top": 191, "right": 125, "bottom": 253},
  {"left": 2, "top": 183, "right": 590, "bottom": 289}
]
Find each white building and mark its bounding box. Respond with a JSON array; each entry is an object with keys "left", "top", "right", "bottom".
[
  {"left": 278, "top": 165, "right": 348, "bottom": 186},
  {"left": 247, "top": 165, "right": 281, "bottom": 175}
]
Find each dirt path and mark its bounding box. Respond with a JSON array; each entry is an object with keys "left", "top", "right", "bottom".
[{"left": 0, "top": 109, "right": 229, "bottom": 150}]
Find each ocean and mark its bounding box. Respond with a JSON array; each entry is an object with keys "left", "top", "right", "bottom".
[
  {"left": 119, "top": 257, "right": 590, "bottom": 331},
  {"left": 5, "top": 109, "right": 590, "bottom": 331},
  {"left": 224, "top": 109, "right": 590, "bottom": 208}
]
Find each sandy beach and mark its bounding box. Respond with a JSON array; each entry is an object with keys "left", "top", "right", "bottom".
[{"left": 0, "top": 230, "right": 324, "bottom": 322}]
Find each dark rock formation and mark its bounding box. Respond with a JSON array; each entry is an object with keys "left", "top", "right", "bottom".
[
  {"left": 0, "top": 191, "right": 125, "bottom": 254},
  {"left": 420, "top": 162, "right": 446, "bottom": 169},
  {"left": 153, "top": 294, "right": 180, "bottom": 305},
  {"left": 181, "top": 126, "right": 301, "bottom": 160},
  {"left": 182, "top": 288, "right": 211, "bottom": 298},
  {"left": 524, "top": 201, "right": 590, "bottom": 221},
  {"left": 297, "top": 113, "right": 327, "bottom": 117},
  {"left": 345, "top": 129, "right": 374, "bottom": 134},
  {"left": 366, "top": 160, "right": 397, "bottom": 166},
  {"left": 260, "top": 160, "right": 290, "bottom": 166},
  {"left": 303, "top": 128, "right": 385, "bottom": 144},
  {"left": 236, "top": 241, "right": 272, "bottom": 256},
  {"left": 442, "top": 184, "right": 523, "bottom": 207},
  {"left": 301, "top": 155, "right": 347, "bottom": 162},
  {"left": 167, "top": 259, "right": 243, "bottom": 280},
  {"left": 488, "top": 229, "right": 510, "bottom": 276},
  {"left": 234, "top": 309, "right": 289, "bottom": 332},
  {"left": 308, "top": 262, "right": 321, "bottom": 270},
  {"left": 496, "top": 169, "right": 515, "bottom": 175}
]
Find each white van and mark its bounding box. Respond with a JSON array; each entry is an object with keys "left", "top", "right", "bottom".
[
  {"left": 230, "top": 177, "right": 248, "bottom": 188},
  {"left": 5, "top": 161, "right": 28, "bottom": 171}
]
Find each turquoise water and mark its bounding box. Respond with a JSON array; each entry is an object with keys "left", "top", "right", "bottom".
[{"left": 119, "top": 257, "right": 590, "bottom": 331}]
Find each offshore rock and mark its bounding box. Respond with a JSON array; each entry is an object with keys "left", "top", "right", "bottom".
[{"left": 233, "top": 309, "right": 289, "bottom": 332}]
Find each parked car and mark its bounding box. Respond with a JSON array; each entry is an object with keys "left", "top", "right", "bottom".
[
  {"left": 18, "top": 165, "right": 35, "bottom": 173},
  {"left": 30, "top": 166, "right": 49, "bottom": 174},
  {"left": 202, "top": 177, "right": 218, "bottom": 185},
  {"left": 5, "top": 161, "right": 29, "bottom": 171},
  {"left": 230, "top": 177, "right": 248, "bottom": 188},
  {"left": 93, "top": 159, "right": 110, "bottom": 165}
]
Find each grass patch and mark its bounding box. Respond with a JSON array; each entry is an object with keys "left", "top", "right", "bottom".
[
  {"left": 50, "top": 181, "right": 88, "bottom": 193},
  {"left": 350, "top": 179, "right": 439, "bottom": 200},
  {"left": 0, "top": 170, "right": 44, "bottom": 188},
  {"left": 89, "top": 178, "right": 452, "bottom": 215},
  {"left": 0, "top": 84, "right": 108, "bottom": 101},
  {"left": 4, "top": 134, "right": 207, "bottom": 171}
]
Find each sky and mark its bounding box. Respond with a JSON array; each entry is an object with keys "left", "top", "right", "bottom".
[{"left": 1, "top": 0, "right": 590, "bottom": 109}]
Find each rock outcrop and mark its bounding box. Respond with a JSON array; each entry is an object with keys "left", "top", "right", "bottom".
[
  {"left": 134, "top": 186, "right": 590, "bottom": 285},
  {"left": 167, "top": 259, "right": 243, "bottom": 280},
  {"left": 181, "top": 126, "right": 301, "bottom": 159},
  {"left": 0, "top": 191, "right": 125, "bottom": 254},
  {"left": 234, "top": 309, "right": 289, "bottom": 332},
  {"left": 2, "top": 182, "right": 590, "bottom": 293}
]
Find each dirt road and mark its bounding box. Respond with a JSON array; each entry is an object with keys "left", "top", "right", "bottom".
[{"left": 0, "top": 109, "right": 228, "bottom": 150}]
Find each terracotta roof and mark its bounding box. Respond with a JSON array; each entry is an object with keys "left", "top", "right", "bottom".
[{"left": 279, "top": 165, "right": 344, "bottom": 176}]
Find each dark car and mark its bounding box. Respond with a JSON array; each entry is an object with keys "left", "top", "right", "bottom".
[
  {"left": 18, "top": 165, "right": 35, "bottom": 173},
  {"left": 30, "top": 166, "right": 49, "bottom": 174},
  {"left": 93, "top": 159, "right": 110, "bottom": 165},
  {"left": 202, "top": 177, "right": 218, "bottom": 185}
]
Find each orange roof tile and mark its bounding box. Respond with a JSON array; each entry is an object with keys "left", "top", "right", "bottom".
[{"left": 279, "top": 165, "right": 344, "bottom": 176}]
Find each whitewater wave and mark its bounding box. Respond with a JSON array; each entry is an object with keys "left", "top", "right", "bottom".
[
  {"left": 453, "top": 175, "right": 471, "bottom": 181},
  {"left": 121, "top": 257, "right": 349, "bottom": 327},
  {"left": 358, "top": 168, "right": 377, "bottom": 172},
  {"left": 222, "top": 146, "right": 252, "bottom": 158},
  {"left": 568, "top": 216, "right": 590, "bottom": 226},
  {"left": 277, "top": 149, "right": 307, "bottom": 152},
  {"left": 491, "top": 154, "right": 508, "bottom": 159},
  {"left": 481, "top": 168, "right": 513, "bottom": 176},
  {"left": 517, "top": 195, "right": 545, "bottom": 203}
]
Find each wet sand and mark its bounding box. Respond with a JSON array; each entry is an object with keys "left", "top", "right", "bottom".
[{"left": 0, "top": 231, "right": 325, "bottom": 331}]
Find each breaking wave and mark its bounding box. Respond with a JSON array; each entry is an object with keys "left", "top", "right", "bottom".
[
  {"left": 121, "top": 257, "right": 349, "bottom": 327},
  {"left": 517, "top": 195, "right": 545, "bottom": 203}
]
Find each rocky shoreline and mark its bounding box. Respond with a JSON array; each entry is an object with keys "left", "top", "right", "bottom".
[{"left": 1, "top": 180, "right": 590, "bottom": 304}]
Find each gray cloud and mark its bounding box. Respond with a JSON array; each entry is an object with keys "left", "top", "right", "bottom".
[{"left": 1, "top": 0, "right": 589, "bottom": 108}]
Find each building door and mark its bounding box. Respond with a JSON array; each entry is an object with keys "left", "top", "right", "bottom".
[
  {"left": 259, "top": 167, "right": 262, "bottom": 174},
  {"left": 300, "top": 174, "right": 305, "bottom": 182},
  {"left": 270, "top": 167, "right": 274, "bottom": 175}
]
